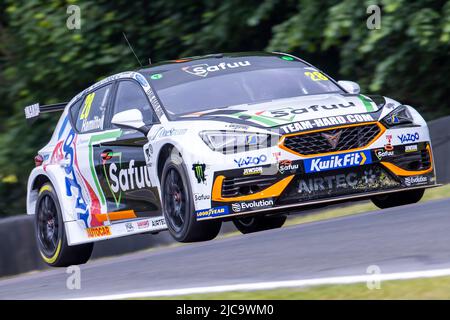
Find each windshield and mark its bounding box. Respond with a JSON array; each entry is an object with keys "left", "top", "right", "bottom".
[{"left": 146, "top": 56, "right": 343, "bottom": 117}]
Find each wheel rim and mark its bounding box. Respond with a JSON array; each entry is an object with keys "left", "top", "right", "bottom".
[
  {"left": 164, "top": 168, "right": 187, "bottom": 233},
  {"left": 37, "top": 195, "right": 59, "bottom": 256}
]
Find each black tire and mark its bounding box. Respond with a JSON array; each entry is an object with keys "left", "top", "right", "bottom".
[
  {"left": 35, "top": 183, "right": 93, "bottom": 267},
  {"left": 161, "top": 150, "right": 221, "bottom": 242},
  {"left": 233, "top": 214, "right": 287, "bottom": 234},
  {"left": 371, "top": 189, "right": 425, "bottom": 209}
]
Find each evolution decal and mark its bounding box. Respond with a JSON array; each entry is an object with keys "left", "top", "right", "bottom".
[{"left": 297, "top": 168, "right": 398, "bottom": 195}]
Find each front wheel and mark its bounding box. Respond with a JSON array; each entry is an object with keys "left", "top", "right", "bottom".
[
  {"left": 35, "top": 183, "right": 93, "bottom": 267},
  {"left": 371, "top": 189, "right": 425, "bottom": 209},
  {"left": 161, "top": 151, "right": 221, "bottom": 242},
  {"left": 233, "top": 215, "right": 287, "bottom": 234}
]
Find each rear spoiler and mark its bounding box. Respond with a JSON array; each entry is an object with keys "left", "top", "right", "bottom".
[{"left": 24, "top": 102, "right": 68, "bottom": 123}]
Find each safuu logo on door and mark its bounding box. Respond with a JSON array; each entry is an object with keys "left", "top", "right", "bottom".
[
  {"left": 304, "top": 150, "right": 372, "bottom": 173},
  {"left": 397, "top": 132, "right": 420, "bottom": 144},
  {"left": 182, "top": 61, "right": 251, "bottom": 77},
  {"left": 108, "top": 160, "right": 152, "bottom": 193}
]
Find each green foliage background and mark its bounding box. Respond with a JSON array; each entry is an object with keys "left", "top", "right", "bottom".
[{"left": 0, "top": 0, "right": 449, "bottom": 216}]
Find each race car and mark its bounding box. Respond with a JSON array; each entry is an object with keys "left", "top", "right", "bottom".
[{"left": 25, "top": 52, "right": 438, "bottom": 267}]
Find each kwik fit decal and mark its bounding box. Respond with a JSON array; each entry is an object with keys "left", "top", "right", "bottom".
[{"left": 304, "top": 150, "right": 372, "bottom": 173}]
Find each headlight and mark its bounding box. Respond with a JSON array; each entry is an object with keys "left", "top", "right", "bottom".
[
  {"left": 199, "top": 130, "right": 274, "bottom": 154},
  {"left": 382, "top": 105, "right": 414, "bottom": 127}
]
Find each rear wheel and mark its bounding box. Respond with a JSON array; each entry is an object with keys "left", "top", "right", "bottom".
[
  {"left": 35, "top": 183, "right": 93, "bottom": 267},
  {"left": 371, "top": 189, "right": 425, "bottom": 209},
  {"left": 161, "top": 151, "right": 221, "bottom": 242},
  {"left": 233, "top": 215, "right": 287, "bottom": 234}
]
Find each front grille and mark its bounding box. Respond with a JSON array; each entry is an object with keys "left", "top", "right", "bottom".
[
  {"left": 222, "top": 176, "right": 279, "bottom": 198},
  {"left": 283, "top": 124, "right": 381, "bottom": 156},
  {"left": 390, "top": 148, "right": 431, "bottom": 171}
]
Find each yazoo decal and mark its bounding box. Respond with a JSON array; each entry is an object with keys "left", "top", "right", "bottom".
[
  {"left": 397, "top": 132, "right": 419, "bottom": 144},
  {"left": 196, "top": 206, "right": 230, "bottom": 220},
  {"left": 304, "top": 150, "right": 372, "bottom": 173},
  {"left": 234, "top": 154, "right": 267, "bottom": 168}
]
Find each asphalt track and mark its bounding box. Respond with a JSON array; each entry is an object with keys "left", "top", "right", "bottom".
[{"left": 1, "top": 197, "right": 450, "bottom": 299}]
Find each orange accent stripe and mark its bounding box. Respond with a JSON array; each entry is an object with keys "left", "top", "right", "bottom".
[
  {"left": 96, "top": 210, "right": 137, "bottom": 223},
  {"left": 212, "top": 175, "right": 294, "bottom": 202},
  {"left": 279, "top": 122, "right": 386, "bottom": 158},
  {"left": 381, "top": 145, "right": 433, "bottom": 176}
]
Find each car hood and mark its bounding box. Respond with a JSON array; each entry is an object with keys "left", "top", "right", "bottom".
[{"left": 180, "top": 93, "right": 383, "bottom": 129}]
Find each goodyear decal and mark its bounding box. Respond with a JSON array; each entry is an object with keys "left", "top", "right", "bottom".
[
  {"left": 196, "top": 206, "right": 230, "bottom": 220},
  {"left": 304, "top": 150, "right": 372, "bottom": 173}
]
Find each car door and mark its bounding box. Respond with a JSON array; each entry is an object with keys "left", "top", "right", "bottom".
[{"left": 97, "top": 79, "right": 162, "bottom": 221}]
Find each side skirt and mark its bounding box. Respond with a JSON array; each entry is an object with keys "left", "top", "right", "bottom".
[{"left": 65, "top": 216, "right": 167, "bottom": 246}]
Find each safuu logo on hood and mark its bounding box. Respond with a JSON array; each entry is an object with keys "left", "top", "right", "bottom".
[
  {"left": 108, "top": 160, "right": 152, "bottom": 194},
  {"left": 182, "top": 61, "right": 251, "bottom": 77},
  {"left": 231, "top": 199, "right": 274, "bottom": 213}
]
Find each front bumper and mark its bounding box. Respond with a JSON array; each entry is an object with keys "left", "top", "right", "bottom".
[{"left": 196, "top": 136, "right": 437, "bottom": 221}]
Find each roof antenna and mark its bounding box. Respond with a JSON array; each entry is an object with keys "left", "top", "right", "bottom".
[{"left": 122, "top": 32, "right": 143, "bottom": 67}]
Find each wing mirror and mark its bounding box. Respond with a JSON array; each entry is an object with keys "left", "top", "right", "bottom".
[
  {"left": 111, "top": 109, "right": 150, "bottom": 135},
  {"left": 337, "top": 80, "right": 360, "bottom": 94}
]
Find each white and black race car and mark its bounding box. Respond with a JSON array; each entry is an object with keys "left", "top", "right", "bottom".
[{"left": 25, "top": 52, "right": 437, "bottom": 266}]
